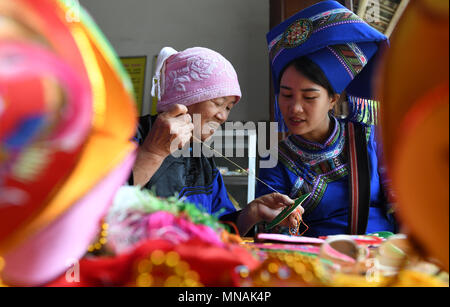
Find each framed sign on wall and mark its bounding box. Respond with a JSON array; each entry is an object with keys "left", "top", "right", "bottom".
[
  {"left": 354, "top": 0, "right": 410, "bottom": 37},
  {"left": 120, "top": 56, "right": 147, "bottom": 114}
]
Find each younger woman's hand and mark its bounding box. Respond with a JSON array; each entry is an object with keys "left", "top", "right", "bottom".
[{"left": 236, "top": 193, "right": 304, "bottom": 236}]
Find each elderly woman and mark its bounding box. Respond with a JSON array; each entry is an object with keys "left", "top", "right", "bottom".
[
  {"left": 256, "top": 1, "right": 398, "bottom": 237},
  {"left": 129, "top": 46, "right": 301, "bottom": 236}
]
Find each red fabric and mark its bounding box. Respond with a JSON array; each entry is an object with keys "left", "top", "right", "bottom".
[
  {"left": 47, "top": 238, "right": 260, "bottom": 287},
  {"left": 0, "top": 73, "right": 85, "bottom": 243}
]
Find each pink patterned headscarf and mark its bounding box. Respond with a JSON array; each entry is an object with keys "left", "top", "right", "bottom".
[{"left": 152, "top": 47, "right": 242, "bottom": 113}]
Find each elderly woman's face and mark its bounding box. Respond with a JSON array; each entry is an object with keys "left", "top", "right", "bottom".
[{"left": 187, "top": 95, "right": 236, "bottom": 141}]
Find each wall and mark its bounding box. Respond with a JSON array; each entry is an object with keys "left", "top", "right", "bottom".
[{"left": 79, "top": 0, "right": 271, "bottom": 122}]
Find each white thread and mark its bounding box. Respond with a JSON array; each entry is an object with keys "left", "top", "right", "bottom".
[{"left": 192, "top": 135, "right": 281, "bottom": 195}]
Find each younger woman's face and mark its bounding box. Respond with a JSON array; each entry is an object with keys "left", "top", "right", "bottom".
[
  {"left": 187, "top": 95, "right": 236, "bottom": 141},
  {"left": 278, "top": 65, "right": 339, "bottom": 143}
]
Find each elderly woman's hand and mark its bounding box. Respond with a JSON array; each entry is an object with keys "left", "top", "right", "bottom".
[
  {"left": 132, "top": 104, "right": 194, "bottom": 186},
  {"left": 141, "top": 104, "right": 194, "bottom": 159},
  {"left": 236, "top": 193, "right": 304, "bottom": 236}
]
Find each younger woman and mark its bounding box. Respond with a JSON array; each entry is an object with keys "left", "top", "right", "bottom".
[{"left": 257, "top": 1, "right": 397, "bottom": 237}]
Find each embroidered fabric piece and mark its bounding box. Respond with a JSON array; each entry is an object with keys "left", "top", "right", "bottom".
[
  {"left": 281, "top": 117, "right": 346, "bottom": 166},
  {"left": 327, "top": 43, "right": 367, "bottom": 79},
  {"left": 281, "top": 19, "right": 313, "bottom": 49},
  {"left": 269, "top": 8, "right": 364, "bottom": 63}
]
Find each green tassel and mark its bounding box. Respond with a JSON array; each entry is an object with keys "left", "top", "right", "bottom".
[{"left": 347, "top": 95, "right": 379, "bottom": 125}]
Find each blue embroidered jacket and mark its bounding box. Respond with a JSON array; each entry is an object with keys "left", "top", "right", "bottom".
[{"left": 256, "top": 116, "right": 396, "bottom": 237}]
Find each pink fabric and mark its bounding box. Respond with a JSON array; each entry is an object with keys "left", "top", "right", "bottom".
[
  {"left": 320, "top": 241, "right": 357, "bottom": 264},
  {"left": 156, "top": 47, "right": 241, "bottom": 112},
  {"left": 147, "top": 211, "right": 224, "bottom": 247},
  {"left": 107, "top": 210, "right": 225, "bottom": 255},
  {"left": 256, "top": 233, "right": 324, "bottom": 244},
  {"left": 2, "top": 151, "right": 136, "bottom": 286}
]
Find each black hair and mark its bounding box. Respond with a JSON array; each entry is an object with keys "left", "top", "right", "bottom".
[{"left": 279, "top": 56, "right": 336, "bottom": 98}]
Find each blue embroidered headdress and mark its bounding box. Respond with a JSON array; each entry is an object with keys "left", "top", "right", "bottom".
[{"left": 267, "top": 0, "right": 388, "bottom": 131}]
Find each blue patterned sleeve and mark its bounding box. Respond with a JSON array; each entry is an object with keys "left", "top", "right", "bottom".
[{"left": 211, "top": 171, "right": 237, "bottom": 217}]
